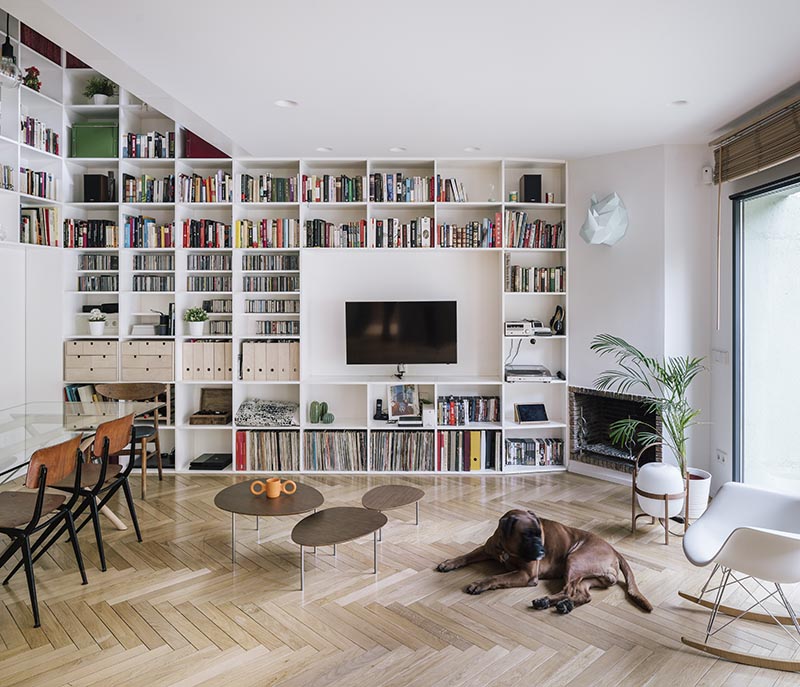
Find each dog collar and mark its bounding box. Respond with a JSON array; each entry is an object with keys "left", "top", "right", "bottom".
[{"left": 499, "top": 550, "right": 510, "bottom": 563}]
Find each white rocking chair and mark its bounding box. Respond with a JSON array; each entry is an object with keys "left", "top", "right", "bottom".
[{"left": 680, "top": 481, "right": 800, "bottom": 672}]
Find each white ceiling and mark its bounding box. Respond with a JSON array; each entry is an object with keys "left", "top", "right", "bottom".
[{"left": 10, "top": 0, "right": 800, "bottom": 159}]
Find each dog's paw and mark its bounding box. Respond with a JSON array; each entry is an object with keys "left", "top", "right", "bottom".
[
  {"left": 555, "top": 599, "right": 574, "bottom": 614},
  {"left": 531, "top": 597, "right": 550, "bottom": 610},
  {"left": 436, "top": 559, "right": 458, "bottom": 572},
  {"left": 465, "top": 581, "right": 487, "bottom": 595}
]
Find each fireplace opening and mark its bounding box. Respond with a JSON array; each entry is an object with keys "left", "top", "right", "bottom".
[{"left": 569, "top": 386, "right": 662, "bottom": 473}]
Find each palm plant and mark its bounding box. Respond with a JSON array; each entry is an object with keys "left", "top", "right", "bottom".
[{"left": 590, "top": 334, "right": 704, "bottom": 478}]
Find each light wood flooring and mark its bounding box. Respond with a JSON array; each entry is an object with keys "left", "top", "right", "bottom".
[{"left": 1, "top": 472, "right": 799, "bottom": 686}]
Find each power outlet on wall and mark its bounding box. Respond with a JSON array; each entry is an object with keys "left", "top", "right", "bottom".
[{"left": 716, "top": 449, "right": 727, "bottom": 464}]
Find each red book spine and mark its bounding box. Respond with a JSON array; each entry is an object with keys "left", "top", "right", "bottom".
[{"left": 235, "top": 431, "right": 247, "bottom": 470}]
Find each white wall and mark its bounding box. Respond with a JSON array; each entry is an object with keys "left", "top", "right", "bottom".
[
  {"left": 567, "top": 145, "right": 667, "bottom": 389},
  {"left": 302, "top": 250, "right": 501, "bottom": 379},
  {"left": 568, "top": 144, "right": 714, "bottom": 474}
]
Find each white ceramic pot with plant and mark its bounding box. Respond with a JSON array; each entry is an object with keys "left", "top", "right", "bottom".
[
  {"left": 591, "top": 334, "right": 710, "bottom": 518},
  {"left": 184, "top": 307, "right": 208, "bottom": 336},
  {"left": 83, "top": 75, "right": 116, "bottom": 105},
  {"left": 88, "top": 308, "right": 106, "bottom": 336}
]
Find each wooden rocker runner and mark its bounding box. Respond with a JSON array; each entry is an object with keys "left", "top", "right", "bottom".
[{"left": 679, "top": 482, "right": 800, "bottom": 672}]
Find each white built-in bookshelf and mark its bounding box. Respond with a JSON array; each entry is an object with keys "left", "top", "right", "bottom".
[{"left": 2, "top": 12, "right": 569, "bottom": 475}]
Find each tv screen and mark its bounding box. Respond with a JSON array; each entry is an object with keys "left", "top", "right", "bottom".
[{"left": 345, "top": 301, "right": 457, "bottom": 365}]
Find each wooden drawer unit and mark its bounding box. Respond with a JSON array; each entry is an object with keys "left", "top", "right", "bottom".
[
  {"left": 64, "top": 340, "right": 118, "bottom": 382},
  {"left": 121, "top": 340, "right": 174, "bottom": 381}
]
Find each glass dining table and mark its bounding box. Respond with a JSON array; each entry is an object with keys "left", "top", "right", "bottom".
[{"left": 0, "top": 400, "right": 164, "bottom": 530}]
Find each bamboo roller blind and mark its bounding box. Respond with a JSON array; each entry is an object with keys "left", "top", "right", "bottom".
[{"left": 712, "top": 99, "right": 800, "bottom": 183}]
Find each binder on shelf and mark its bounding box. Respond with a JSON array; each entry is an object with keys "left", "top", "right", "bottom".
[
  {"left": 242, "top": 342, "right": 254, "bottom": 381},
  {"left": 213, "top": 342, "right": 226, "bottom": 381},
  {"left": 256, "top": 342, "right": 268, "bottom": 380},
  {"left": 202, "top": 343, "right": 214, "bottom": 380},
  {"left": 470, "top": 431, "right": 481, "bottom": 470},
  {"left": 182, "top": 343, "right": 193, "bottom": 380}
]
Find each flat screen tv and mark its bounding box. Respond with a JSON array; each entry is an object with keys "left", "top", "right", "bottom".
[{"left": 345, "top": 301, "right": 457, "bottom": 365}]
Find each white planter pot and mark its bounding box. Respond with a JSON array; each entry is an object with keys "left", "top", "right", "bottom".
[
  {"left": 88, "top": 321, "right": 105, "bottom": 336},
  {"left": 686, "top": 468, "right": 712, "bottom": 520},
  {"left": 636, "top": 462, "right": 685, "bottom": 519},
  {"left": 188, "top": 321, "right": 205, "bottom": 336},
  {"left": 92, "top": 94, "right": 109, "bottom": 105}
]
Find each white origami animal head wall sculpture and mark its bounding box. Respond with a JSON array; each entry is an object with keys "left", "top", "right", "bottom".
[{"left": 579, "top": 192, "right": 629, "bottom": 246}]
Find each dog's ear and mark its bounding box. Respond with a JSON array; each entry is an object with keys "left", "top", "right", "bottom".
[{"left": 500, "top": 513, "right": 516, "bottom": 539}]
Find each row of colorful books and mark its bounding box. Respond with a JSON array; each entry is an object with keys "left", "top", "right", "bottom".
[
  {"left": 437, "top": 396, "right": 500, "bottom": 426},
  {"left": 234, "top": 218, "right": 300, "bottom": 248},
  {"left": 21, "top": 206, "right": 59, "bottom": 246},
  {"left": 438, "top": 430, "right": 500, "bottom": 471},
  {"left": 305, "top": 219, "right": 367, "bottom": 248},
  {"left": 21, "top": 168, "right": 57, "bottom": 200},
  {"left": 505, "top": 438, "right": 564, "bottom": 466},
  {"left": 438, "top": 217, "right": 501, "bottom": 248},
  {"left": 505, "top": 212, "right": 564, "bottom": 249},
  {"left": 240, "top": 174, "right": 297, "bottom": 203},
  {"left": 373, "top": 217, "right": 433, "bottom": 248},
  {"left": 183, "top": 219, "right": 232, "bottom": 248},
  {"left": 178, "top": 172, "right": 233, "bottom": 203},
  {"left": 21, "top": 116, "right": 59, "bottom": 155},
  {"left": 122, "top": 173, "right": 174, "bottom": 203},
  {"left": 123, "top": 131, "right": 175, "bottom": 159}
]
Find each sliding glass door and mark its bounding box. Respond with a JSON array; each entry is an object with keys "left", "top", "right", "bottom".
[{"left": 734, "top": 174, "right": 800, "bottom": 493}]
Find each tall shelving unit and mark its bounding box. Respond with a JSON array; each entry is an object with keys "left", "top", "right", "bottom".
[{"left": 1, "top": 10, "right": 568, "bottom": 476}]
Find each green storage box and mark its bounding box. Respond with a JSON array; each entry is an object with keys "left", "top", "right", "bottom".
[{"left": 70, "top": 121, "right": 118, "bottom": 158}]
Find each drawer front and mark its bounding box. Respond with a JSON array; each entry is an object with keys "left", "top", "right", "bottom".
[
  {"left": 121, "top": 340, "right": 139, "bottom": 355},
  {"left": 137, "top": 340, "right": 173, "bottom": 356},
  {"left": 65, "top": 354, "right": 116, "bottom": 369},
  {"left": 65, "top": 340, "right": 118, "bottom": 356},
  {"left": 121, "top": 366, "right": 173, "bottom": 382},
  {"left": 64, "top": 367, "right": 118, "bottom": 382},
  {"left": 122, "top": 353, "right": 174, "bottom": 369}
]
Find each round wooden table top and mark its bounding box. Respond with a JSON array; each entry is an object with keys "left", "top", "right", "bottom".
[
  {"left": 214, "top": 480, "right": 324, "bottom": 517},
  {"left": 291, "top": 507, "right": 387, "bottom": 547},
  {"left": 361, "top": 485, "right": 425, "bottom": 511}
]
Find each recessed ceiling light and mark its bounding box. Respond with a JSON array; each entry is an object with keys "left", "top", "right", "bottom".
[
  {"left": 316, "top": 146, "right": 333, "bottom": 152},
  {"left": 671, "top": 100, "right": 689, "bottom": 106},
  {"left": 274, "top": 99, "right": 298, "bottom": 108},
  {"left": 389, "top": 146, "right": 406, "bottom": 153},
  {"left": 464, "top": 146, "right": 481, "bottom": 152}
]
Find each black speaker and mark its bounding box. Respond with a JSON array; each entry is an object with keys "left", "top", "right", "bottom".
[
  {"left": 84, "top": 174, "right": 109, "bottom": 202},
  {"left": 519, "top": 174, "right": 542, "bottom": 203}
]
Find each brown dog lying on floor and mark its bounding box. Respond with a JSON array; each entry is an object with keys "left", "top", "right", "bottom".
[{"left": 436, "top": 509, "right": 652, "bottom": 614}]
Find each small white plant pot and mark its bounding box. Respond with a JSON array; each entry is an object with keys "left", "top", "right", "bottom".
[
  {"left": 686, "top": 468, "right": 712, "bottom": 520},
  {"left": 92, "top": 94, "right": 109, "bottom": 105},
  {"left": 188, "top": 321, "right": 205, "bottom": 336},
  {"left": 636, "top": 462, "right": 685, "bottom": 519},
  {"left": 88, "top": 321, "right": 106, "bottom": 336}
]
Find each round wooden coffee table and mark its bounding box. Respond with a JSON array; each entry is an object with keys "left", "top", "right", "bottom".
[
  {"left": 214, "top": 480, "right": 324, "bottom": 563},
  {"left": 362, "top": 485, "right": 424, "bottom": 540},
  {"left": 291, "top": 507, "right": 387, "bottom": 590}
]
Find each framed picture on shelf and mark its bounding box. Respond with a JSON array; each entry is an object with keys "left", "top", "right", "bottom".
[
  {"left": 388, "top": 384, "right": 420, "bottom": 419},
  {"left": 514, "top": 403, "right": 549, "bottom": 424}
]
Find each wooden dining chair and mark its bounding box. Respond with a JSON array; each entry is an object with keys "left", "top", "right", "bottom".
[
  {"left": 0, "top": 435, "right": 88, "bottom": 628},
  {"left": 26, "top": 414, "right": 141, "bottom": 573},
  {"left": 95, "top": 383, "right": 166, "bottom": 499}
]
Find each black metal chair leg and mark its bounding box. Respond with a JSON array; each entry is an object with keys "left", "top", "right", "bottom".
[
  {"left": 64, "top": 510, "right": 88, "bottom": 585},
  {"left": 20, "top": 537, "right": 40, "bottom": 628},
  {"left": 0, "top": 537, "right": 23, "bottom": 580},
  {"left": 88, "top": 498, "right": 107, "bottom": 572},
  {"left": 121, "top": 478, "right": 142, "bottom": 543},
  {"left": 3, "top": 514, "right": 67, "bottom": 586}
]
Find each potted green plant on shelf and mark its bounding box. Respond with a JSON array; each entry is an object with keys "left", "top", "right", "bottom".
[
  {"left": 83, "top": 75, "right": 116, "bottom": 105},
  {"left": 184, "top": 307, "right": 208, "bottom": 336},
  {"left": 88, "top": 308, "right": 106, "bottom": 336},
  {"left": 22, "top": 66, "right": 41, "bottom": 91},
  {"left": 590, "top": 333, "right": 711, "bottom": 519}
]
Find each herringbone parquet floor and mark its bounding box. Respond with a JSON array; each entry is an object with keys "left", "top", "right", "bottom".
[{"left": 1, "top": 472, "right": 798, "bottom": 686}]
